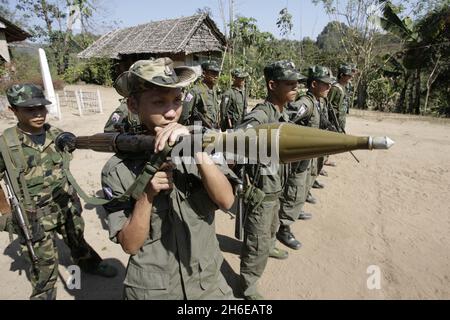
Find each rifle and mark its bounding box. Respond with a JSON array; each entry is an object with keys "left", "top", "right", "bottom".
[
  {"left": 3, "top": 171, "right": 39, "bottom": 275},
  {"left": 234, "top": 166, "right": 246, "bottom": 240},
  {"left": 191, "top": 107, "right": 217, "bottom": 130},
  {"left": 328, "top": 105, "right": 360, "bottom": 163}
]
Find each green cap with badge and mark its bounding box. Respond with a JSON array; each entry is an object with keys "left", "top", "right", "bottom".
[
  {"left": 231, "top": 68, "right": 249, "bottom": 78},
  {"left": 6, "top": 84, "right": 52, "bottom": 108},
  {"left": 264, "top": 60, "right": 305, "bottom": 82},
  {"left": 308, "top": 65, "right": 333, "bottom": 84},
  {"left": 201, "top": 60, "right": 221, "bottom": 73},
  {"left": 338, "top": 64, "right": 354, "bottom": 76},
  {"left": 114, "top": 57, "right": 198, "bottom": 97}
]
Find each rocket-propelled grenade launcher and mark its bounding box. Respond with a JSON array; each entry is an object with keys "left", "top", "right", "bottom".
[{"left": 55, "top": 123, "right": 394, "bottom": 163}]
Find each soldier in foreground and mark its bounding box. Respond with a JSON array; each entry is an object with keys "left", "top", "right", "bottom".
[
  {"left": 0, "top": 84, "right": 117, "bottom": 300},
  {"left": 180, "top": 61, "right": 222, "bottom": 129},
  {"left": 220, "top": 68, "right": 249, "bottom": 130},
  {"left": 101, "top": 58, "right": 237, "bottom": 299},
  {"left": 237, "top": 60, "right": 304, "bottom": 300}
]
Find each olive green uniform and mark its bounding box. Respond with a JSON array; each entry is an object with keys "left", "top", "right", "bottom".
[
  {"left": 180, "top": 81, "right": 221, "bottom": 129},
  {"left": 328, "top": 83, "right": 347, "bottom": 130},
  {"left": 220, "top": 86, "right": 247, "bottom": 130},
  {"left": 0, "top": 124, "right": 103, "bottom": 300},
  {"left": 238, "top": 101, "right": 289, "bottom": 297},
  {"left": 101, "top": 152, "right": 237, "bottom": 300},
  {"left": 280, "top": 92, "right": 321, "bottom": 224}
]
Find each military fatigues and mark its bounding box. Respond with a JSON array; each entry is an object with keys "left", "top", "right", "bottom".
[
  {"left": 180, "top": 81, "right": 221, "bottom": 129},
  {"left": 0, "top": 124, "right": 103, "bottom": 299},
  {"left": 280, "top": 92, "right": 321, "bottom": 224},
  {"left": 238, "top": 101, "right": 289, "bottom": 297},
  {"left": 328, "top": 83, "right": 347, "bottom": 130},
  {"left": 101, "top": 153, "right": 236, "bottom": 300},
  {"left": 220, "top": 86, "right": 247, "bottom": 130}
]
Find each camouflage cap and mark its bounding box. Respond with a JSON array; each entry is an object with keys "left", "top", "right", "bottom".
[
  {"left": 264, "top": 60, "right": 305, "bottom": 82},
  {"left": 338, "top": 64, "right": 354, "bottom": 76},
  {"left": 231, "top": 68, "right": 249, "bottom": 78},
  {"left": 308, "top": 65, "right": 333, "bottom": 84},
  {"left": 114, "top": 58, "right": 198, "bottom": 97},
  {"left": 6, "top": 84, "right": 51, "bottom": 108},
  {"left": 201, "top": 61, "right": 221, "bottom": 73}
]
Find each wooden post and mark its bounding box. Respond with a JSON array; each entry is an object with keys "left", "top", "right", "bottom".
[
  {"left": 96, "top": 89, "right": 103, "bottom": 114},
  {"left": 76, "top": 89, "right": 84, "bottom": 116}
]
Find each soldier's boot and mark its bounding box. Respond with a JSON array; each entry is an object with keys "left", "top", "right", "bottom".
[
  {"left": 298, "top": 211, "right": 313, "bottom": 220},
  {"left": 268, "top": 247, "right": 289, "bottom": 260},
  {"left": 320, "top": 169, "right": 328, "bottom": 176},
  {"left": 306, "top": 193, "right": 317, "bottom": 204},
  {"left": 276, "top": 226, "right": 302, "bottom": 250},
  {"left": 312, "top": 180, "right": 325, "bottom": 189}
]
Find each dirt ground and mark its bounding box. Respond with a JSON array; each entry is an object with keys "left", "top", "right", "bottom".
[{"left": 0, "top": 84, "right": 449, "bottom": 300}]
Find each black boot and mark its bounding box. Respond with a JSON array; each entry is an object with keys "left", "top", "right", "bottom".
[
  {"left": 312, "top": 180, "right": 325, "bottom": 189},
  {"left": 298, "top": 211, "right": 313, "bottom": 220},
  {"left": 276, "top": 225, "right": 302, "bottom": 250},
  {"left": 306, "top": 193, "right": 317, "bottom": 204}
]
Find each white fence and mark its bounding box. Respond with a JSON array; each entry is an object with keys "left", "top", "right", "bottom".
[{"left": 56, "top": 89, "right": 103, "bottom": 117}]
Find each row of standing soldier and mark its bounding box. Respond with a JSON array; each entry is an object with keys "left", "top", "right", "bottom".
[{"left": 0, "top": 57, "right": 357, "bottom": 300}]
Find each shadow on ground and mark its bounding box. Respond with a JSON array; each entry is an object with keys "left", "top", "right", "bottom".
[{"left": 4, "top": 236, "right": 126, "bottom": 300}]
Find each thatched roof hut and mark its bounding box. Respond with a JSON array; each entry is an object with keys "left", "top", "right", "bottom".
[
  {"left": 78, "top": 13, "right": 227, "bottom": 72},
  {"left": 0, "top": 15, "right": 31, "bottom": 63}
]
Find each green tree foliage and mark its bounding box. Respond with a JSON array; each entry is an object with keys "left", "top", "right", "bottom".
[
  {"left": 15, "top": 0, "right": 96, "bottom": 75},
  {"left": 276, "top": 8, "right": 293, "bottom": 38},
  {"left": 378, "top": 0, "right": 450, "bottom": 116},
  {"left": 316, "top": 21, "right": 349, "bottom": 52},
  {"left": 63, "top": 57, "right": 114, "bottom": 85}
]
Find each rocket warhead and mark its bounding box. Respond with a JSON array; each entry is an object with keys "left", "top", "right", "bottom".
[{"left": 368, "top": 136, "right": 395, "bottom": 150}]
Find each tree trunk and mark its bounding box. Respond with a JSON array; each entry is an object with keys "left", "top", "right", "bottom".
[
  {"left": 395, "top": 72, "right": 409, "bottom": 113},
  {"left": 407, "top": 76, "right": 415, "bottom": 114},
  {"left": 414, "top": 69, "right": 421, "bottom": 115},
  {"left": 356, "top": 77, "right": 368, "bottom": 109}
]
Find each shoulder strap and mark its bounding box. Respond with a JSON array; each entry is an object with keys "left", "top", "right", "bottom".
[
  {"left": 2, "top": 127, "right": 27, "bottom": 172},
  {"left": 61, "top": 145, "right": 173, "bottom": 205},
  {"left": 1, "top": 128, "right": 34, "bottom": 210}
]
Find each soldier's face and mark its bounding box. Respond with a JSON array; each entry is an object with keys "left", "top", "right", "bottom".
[
  {"left": 11, "top": 105, "right": 48, "bottom": 133},
  {"left": 204, "top": 70, "right": 219, "bottom": 86},
  {"left": 128, "top": 87, "right": 183, "bottom": 132},
  {"left": 341, "top": 74, "right": 353, "bottom": 85},
  {"left": 311, "top": 80, "right": 331, "bottom": 98},
  {"left": 271, "top": 80, "right": 298, "bottom": 103},
  {"left": 233, "top": 77, "right": 245, "bottom": 88}
]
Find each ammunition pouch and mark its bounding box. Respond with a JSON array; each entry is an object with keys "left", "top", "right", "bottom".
[{"left": 242, "top": 184, "right": 266, "bottom": 212}]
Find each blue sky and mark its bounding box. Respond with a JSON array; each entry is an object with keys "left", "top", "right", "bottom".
[{"left": 104, "top": 0, "right": 332, "bottom": 41}]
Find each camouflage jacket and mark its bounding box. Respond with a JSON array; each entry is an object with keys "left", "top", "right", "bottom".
[
  {"left": 180, "top": 81, "right": 221, "bottom": 128},
  {"left": 0, "top": 124, "right": 79, "bottom": 230},
  {"left": 101, "top": 152, "right": 237, "bottom": 299}
]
